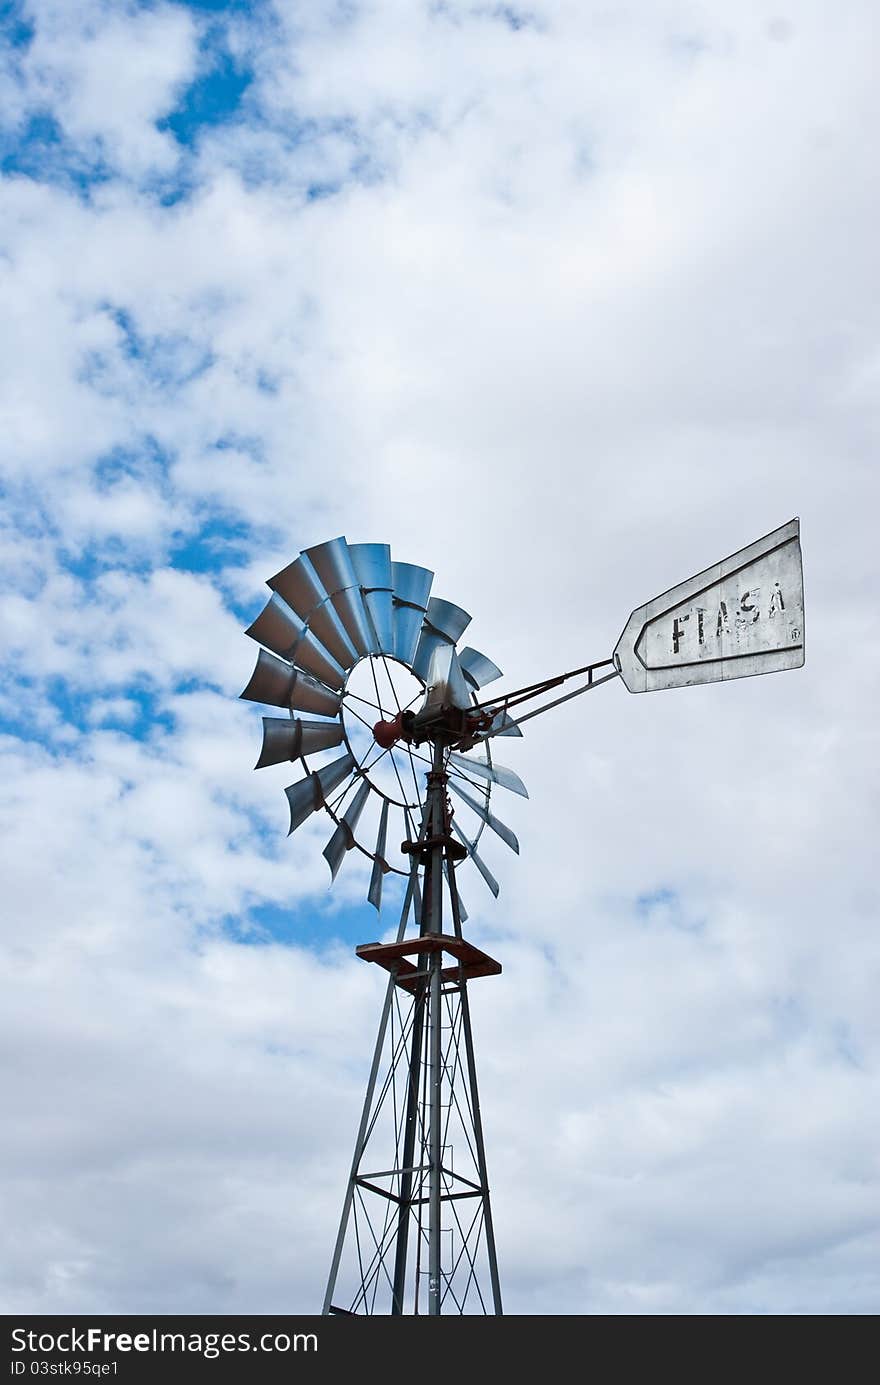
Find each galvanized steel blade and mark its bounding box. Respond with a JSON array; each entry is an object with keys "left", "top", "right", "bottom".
[
  {"left": 299, "top": 718, "right": 345, "bottom": 757},
  {"left": 245, "top": 591, "right": 305, "bottom": 661},
  {"left": 367, "top": 798, "right": 390, "bottom": 912},
  {"left": 349, "top": 543, "right": 395, "bottom": 655},
  {"left": 314, "top": 751, "right": 357, "bottom": 804},
  {"left": 288, "top": 670, "right": 342, "bottom": 718},
  {"left": 412, "top": 597, "right": 472, "bottom": 680},
  {"left": 284, "top": 776, "right": 318, "bottom": 835},
  {"left": 447, "top": 751, "right": 528, "bottom": 799},
  {"left": 391, "top": 560, "right": 434, "bottom": 611},
  {"left": 306, "top": 601, "right": 359, "bottom": 670},
  {"left": 246, "top": 593, "right": 345, "bottom": 691},
  {"left": 305, "top": 536, "right": 376, "bottom": 657},
  {"left": 323, "top": 823, "right": 348, "bottom": 882},
  {"left": 268, "top": 551, "right": 325, "bottom": 615},
  {"left": 323, "top": 777, "right": 372, "bottom": 881},
  {"left": 256, "top": 715, "right": 342, "bottom": 768},
  {"left": 390, "top": 561, "right": 433, "bottom": 665},
  {"left": 444, "top": 862, "right": 468, "bottom": 924},
  {"left": 293, "top": 630, "right": 346, "bottom": 692},
  {"left": 268, "top": 553, "right": 358, "bottom": 670},
  {"left": 393, "top": 604, "right": 428, "bottom": 668},
  {"left": 425, "top": 596, "right": 472, "bottom": 644},
  {"left": 256, "top": 716, "right": 301, "bottom": 768},
  {"left": 304, "top": 535, "right": 359, "bottom": 593},
  {"left": 449, "top": 779, "right": 520, "bottom": 854},
  {"left": 486, "top": 709, "right": 523, "bottom": 739},
  {"left": 613, "top": 517, "right": 805, "bottom": 693},
  {"left": 458, "top": 647, "right": 503, "bottom": 689},
  {"left": 240, "top": 648, "right": 295, "bottom": 708},
  {"left": 284, "top": 751, "right": 355, "bottom": 835},
  {"left": 364, "top": 589, "right": 395, "bottom": 656},
  {"left": 347, "top": 542, "right": 392, "bottom": 593},
  {"left": 332, "top": 587, "right": 378, "bottom": 659},
  {"left": 451, "top": 820, "right": 500, "bottom": 898}
]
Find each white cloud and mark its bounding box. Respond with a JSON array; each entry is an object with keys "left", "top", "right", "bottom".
[{"left": 11, "top": 1, "right": 198, "bottom": 174}]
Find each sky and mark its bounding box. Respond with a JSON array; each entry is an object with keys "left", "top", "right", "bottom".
[{"left": 1, "top": 0, "right": 878, "bottom": 1316}]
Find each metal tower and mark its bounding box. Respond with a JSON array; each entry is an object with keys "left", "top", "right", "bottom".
[
  {"left": 239, "top": 519, "right": 805, "bottom": 1315},
  {"left": 323, "top": 737, "right": 504, "bottom": 1315}
]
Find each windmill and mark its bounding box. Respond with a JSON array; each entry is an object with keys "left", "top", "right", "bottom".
[{"left": 239, "top": 519, "right": 805, "bottom": 1315}]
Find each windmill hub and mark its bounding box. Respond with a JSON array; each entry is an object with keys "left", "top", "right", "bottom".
[
  {"left": 372, "top": 705, "right": 478, "bottom": 749},
  {"left": 372, "top": 710, "right": 408, "bottom": 749}
]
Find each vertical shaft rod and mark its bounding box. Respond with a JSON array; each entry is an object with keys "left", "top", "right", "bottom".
[
  {"left": 425, "top": 737, "right": 445, "bottom": 1315},
  {"left": 427, "top": 945, "right": 442, "bottom": 1313},
  {"left": 390, "top": 802, "right": 433, "bottom": 1314}
]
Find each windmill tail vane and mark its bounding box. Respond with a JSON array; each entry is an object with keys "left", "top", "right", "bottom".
[{"left": 238, "top": 519, "right": 805, "bottom": 1315}]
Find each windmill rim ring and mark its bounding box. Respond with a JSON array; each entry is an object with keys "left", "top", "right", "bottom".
[
  {"left": 299, "top": 758, "right": 412, "bottom": 877},
  {"left": 339, "top": 652, "right": 425, "bottom": 812}
]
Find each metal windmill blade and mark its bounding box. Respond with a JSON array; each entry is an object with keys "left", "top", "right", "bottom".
[
  {"left": 285, "top": 751, "right": 356, "bottom": 835},
  {"left": 348, "top": 543, "right": 395, "bottom": 655},
  {"left": 255, "top": 716, "right": 344, "bottom": 769},
  {"left": 305, "top": 537, "right": 378, "bottom": 659},
  {"left": 451, "top": 819, "right": 499, "bottom": 898},
  {"left": 323, "top": 777, "right": 372, "bottom": 882},
  {"left": 241, "top": 649, "right": 343, "bottom": 717},
  {"left": 448, "top": 777, "right": 520, "bottom": 854},
  {"left": 267, "top": 552, "right": 359, "bottom": 670},
  {"left": 412, "top": 598, "right": 472, "bottom": 682},
  {"left": 391, "top": 561, "right": 433, "bottom": 665},
  {"left": 367, "top": 798, "right": 390, "bottom": 912},
  {"left": 447, "top": 750, "right": 528, "bottom": 798},
  {"left": 245, "top": 592, "right": 346, "bottom": 690},
  {"left": 459, "top": 647, "right": 503, "bottom": 689}
]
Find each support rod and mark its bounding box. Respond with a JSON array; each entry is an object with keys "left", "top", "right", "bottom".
[
  {"left": 445, "top": 835, "right": 503, "bottom": 1314},
  {"left": 390, "top": 980, "right": 427, "bottom": 1312},
  {"left": 498, "top": 667, "right": 619, "bottom": 732},
  {"left": 471, "top": 656, "right": 615, "bottom": 714}
]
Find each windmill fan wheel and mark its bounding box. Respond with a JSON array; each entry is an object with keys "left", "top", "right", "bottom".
[{"left": 240, "top": 536, "right": 528, "bottom": 913}]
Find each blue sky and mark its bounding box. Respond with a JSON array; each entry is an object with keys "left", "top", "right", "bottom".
[{"left": 1, "top": 0, "right": 878, "bottom": 1317}]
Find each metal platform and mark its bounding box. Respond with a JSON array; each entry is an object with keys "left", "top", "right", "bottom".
[{"left": 356, "top": 933, "right": 502, "bottom": 991}]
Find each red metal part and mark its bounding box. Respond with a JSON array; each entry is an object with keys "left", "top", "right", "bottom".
[{"left": 373, "top": 711, "right": 405, "bottom": 749}]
